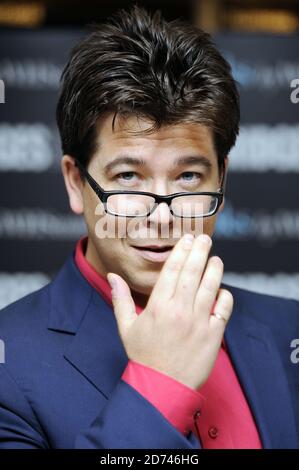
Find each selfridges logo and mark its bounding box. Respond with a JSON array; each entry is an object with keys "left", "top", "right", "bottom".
[
  {"left": 290, "top": 79, "right": 299, "bottom": 104},
  {"left": 0, "top": 79, "right": 4, "bottom": 103}
]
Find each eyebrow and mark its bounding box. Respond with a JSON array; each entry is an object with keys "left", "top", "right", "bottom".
[{"left": 103, "top": 154, "right": 213, "bottom": 173}]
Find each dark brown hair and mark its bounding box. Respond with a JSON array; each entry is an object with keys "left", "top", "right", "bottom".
[{"left": 56, "top": 4, "right": 240, "bottom": 178}]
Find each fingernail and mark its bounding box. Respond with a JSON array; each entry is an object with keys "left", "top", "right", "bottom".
[
  {"left": 183, "top": 233, "right": 194, "bottom": 248},
  {"left": 197, "top": 234, "right": 211, "bottom": 244},
  {"left": 107, "top": 274, "right": 118, "bottom": 294}
]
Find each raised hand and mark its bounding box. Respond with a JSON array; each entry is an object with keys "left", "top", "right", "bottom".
[{"left": 107, "top": 233, "right": 233, "bottom": 390}]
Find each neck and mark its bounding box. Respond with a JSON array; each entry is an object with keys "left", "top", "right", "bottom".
[
  {"left": 131, "top": 290, "right": 149, "bottom": 310},
  {"left": 85, "top": 237, "right": 107, "bottom": 277}
]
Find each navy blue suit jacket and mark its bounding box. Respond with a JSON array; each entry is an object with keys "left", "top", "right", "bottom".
[{"left": 0, "top": 250, "right": 298, "bottom": 449}]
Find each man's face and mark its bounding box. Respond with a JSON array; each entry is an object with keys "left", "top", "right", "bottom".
[{"left": 62, "top": 113, "right": 226, "bottom": 304}]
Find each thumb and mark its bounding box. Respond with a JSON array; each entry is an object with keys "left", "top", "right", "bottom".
[{"left": 107, "top": 272, "right": 137, "bottom": 336}]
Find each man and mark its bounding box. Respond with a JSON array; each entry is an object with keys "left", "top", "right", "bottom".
[{"left": 0, "top": 5, "right": 298, "bottom": 449}]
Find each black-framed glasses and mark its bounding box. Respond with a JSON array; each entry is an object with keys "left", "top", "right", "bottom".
[{"left": 74, "top": 158, "right": 226, "bottom": 218}]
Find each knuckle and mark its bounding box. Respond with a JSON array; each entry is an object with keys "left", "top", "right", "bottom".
[
  {"left": 200, "top": 258, "right": 223, "bottom": 293},
  {"left": 167, "top": 258, "right": 182, "bottom": 272},
  {"left": 151, "top": 299, "right": 166, "bottom": 318},
  {"left": 194, "top": 298, "right": 207, "bottom": 314},
  {"left": 172, "top": 302, "right": 185, "bottom": 317},
  {"left": 201, "top": 273, "right": 219, "bottom": 293},
  {"left": 183, "top": 262, "right": 197, "bottom": 277},
  {"left": 179, "top": 281, "right": 189, "bottom": 292}
]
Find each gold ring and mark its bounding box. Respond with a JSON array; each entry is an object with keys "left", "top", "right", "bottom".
[{"left": 211, "top": 312, "right": 227, "bottom": 323}]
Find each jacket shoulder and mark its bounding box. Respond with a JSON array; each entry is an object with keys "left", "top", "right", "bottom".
[{"left": 222, "top": 282, "right": 299, "bottom": 331}]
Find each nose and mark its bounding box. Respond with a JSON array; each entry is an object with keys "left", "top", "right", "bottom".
[
  {"left": 147, "top": 200, "right": 173, "bottom": 225},
  {"left": 145, "top": 180, "right": 175, "bottom": 229}
]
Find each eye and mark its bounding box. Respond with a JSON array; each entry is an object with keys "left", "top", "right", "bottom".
[
  {"left": 114, "top": 171, "right": 142, "bottom": 187},
  {"left": 179, "top": 172, "right": 202, "bottom": 182},
  {"left": 116, "top": 171, "right": 138, "bottom": 181}
]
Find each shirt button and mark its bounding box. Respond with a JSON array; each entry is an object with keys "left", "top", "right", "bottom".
[
  {"left": 208, "top": 426, "right": 219, "bottom": 439},
  {"left": 194, "top": 410, "right": 201, "bottom": 419}
]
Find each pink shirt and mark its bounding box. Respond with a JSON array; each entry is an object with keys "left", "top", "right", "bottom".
[{"left": 74, "top": 235, "right": 262, "bottom": 449}]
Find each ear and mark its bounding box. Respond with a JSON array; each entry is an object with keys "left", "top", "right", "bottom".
[
  {"left": 218, "top": 156, "right": 229, "bottom": 213},
  {"left": 61, "top": 155, "right": 85, "bottom": 214}
]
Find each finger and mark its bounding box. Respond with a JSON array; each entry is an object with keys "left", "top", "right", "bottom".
[
  {"left": 174, "top": 234, "right": 212, "bottom": 306},
  {"left": 148, "top": 233, "right": 194, "bottom": 304},
  {"left": 209, "top": 288, "right": 234, "bottom": 334},
  {"left": 193, "top": 256, "right": 224, "bottom": 321},
  {"left": 107, "top": 273, "right": 137, "bottom": 337}
]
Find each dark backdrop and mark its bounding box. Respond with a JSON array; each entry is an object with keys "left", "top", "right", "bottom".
[{"left": 0, "top": 29, "right": 298, "bottom": 308}]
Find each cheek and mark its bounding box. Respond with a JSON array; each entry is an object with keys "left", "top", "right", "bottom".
[
  {"left": 93, "top": 236, "right": 128, "bottom": 273},
  {"left": 83, "top": 192, "right": 102, "bottom": 232},
  {"left": 184, "top": 215, "right": 216, "bottom": 237},
  {"left": 98, "top": 238, "right": 122, "bottom": 258},
  {"left": 202, "top": 216, "right": 217, "bottom": 237},
  {"left": 92, "top": 203, "right": 130, "bottom": 240}
]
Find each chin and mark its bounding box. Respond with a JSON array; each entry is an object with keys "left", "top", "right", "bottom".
[{"left": 129, "top": 277, "right": 155, "bottom": 296}]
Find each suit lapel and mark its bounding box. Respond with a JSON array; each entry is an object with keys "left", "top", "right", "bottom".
[
  {"left": 63, "top": 290, "right": 129, "bottom": 398},
  {"left": 224, "top": 294, "right": 299, "bottom": 449},
  {"left": 47, "top": 253, "right": 129, "bottom": 398}
]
